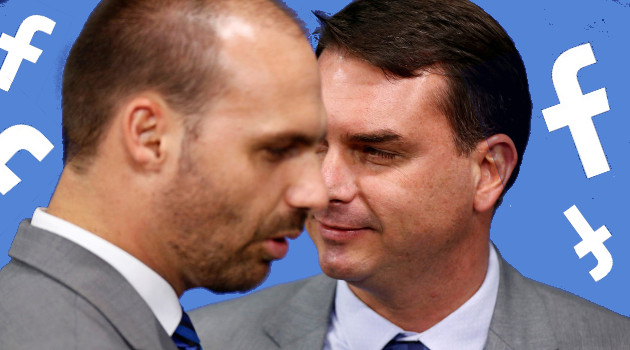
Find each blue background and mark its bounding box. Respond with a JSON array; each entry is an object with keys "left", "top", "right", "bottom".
[{"left": 1, "top": 0, "right": 629, "bottom": 315}]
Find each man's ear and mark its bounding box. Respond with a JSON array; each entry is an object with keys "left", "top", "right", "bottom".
[
  {"left": 120, "top": 95, "right": 176, "bottom": 169},
  {"left": 472, "top": 134, "right": 518, "bottom": 213}
]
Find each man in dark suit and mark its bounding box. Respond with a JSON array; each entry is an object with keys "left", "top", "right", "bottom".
[
  {"left": 0, "top": 0, "right": 328, "bottom": 348},
  {"left": 191, "top": 0, "right": 630, "bottom": 349}
]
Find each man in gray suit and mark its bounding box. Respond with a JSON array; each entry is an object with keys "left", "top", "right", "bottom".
[
  {"left": 191, "top": 0, "right": 630, "bottom": 349},
  {"left": 0, "top": 0, "right": 328, "bottom": 348}
]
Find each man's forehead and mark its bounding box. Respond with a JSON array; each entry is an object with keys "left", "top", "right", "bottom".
[
  {"left": 321, "top": 58, "right": 445, "bottom": 106},
  {"left": 321, "top": 59, "right": 450, "bottom": 141},
  {"left": 319, "top": 51, "right": 399, "bottom": 90}
]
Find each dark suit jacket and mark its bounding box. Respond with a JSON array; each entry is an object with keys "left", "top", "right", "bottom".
[
  {"left": 191, "top": 253, "right": 630, "bottom": 349},
  {"left": 0, "top": 220, "right": 177, "bottom": 349}
]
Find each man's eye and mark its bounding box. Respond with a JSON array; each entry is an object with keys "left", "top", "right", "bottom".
[
  {"left": 315, "top": 143, "right": 328, "bottom": 156},
  {"left": 363, "top": 147, "right": 396, "bottom": 160},
  {"left": 265, "top": 146, "right": 298, "bottom": 160}
]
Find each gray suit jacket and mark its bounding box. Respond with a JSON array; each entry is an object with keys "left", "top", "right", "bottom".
[
  {"left": 191, "top": 254, "right": 630, "bottom": 350},
  {"left": 0, "top": 220, "right": 177, "bottom": 350}
]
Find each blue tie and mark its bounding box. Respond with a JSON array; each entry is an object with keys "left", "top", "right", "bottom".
[
  {"left": 382, "top": 335, "right": 429, "bottom": 350},
  {"left": 171, "top": 311, "right": 203, "bottom": 350}
]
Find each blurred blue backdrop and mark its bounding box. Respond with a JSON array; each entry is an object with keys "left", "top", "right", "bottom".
[{"left": 0, "top": 0, "right": 628, "bottom": 315}]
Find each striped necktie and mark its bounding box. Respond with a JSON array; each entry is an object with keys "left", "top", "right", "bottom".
[
  {"left": 382, "top": 334, "right": 429, "bottom": 350},
  {"left": 171, "top": 311, "right": 203, "bottom": 350}
]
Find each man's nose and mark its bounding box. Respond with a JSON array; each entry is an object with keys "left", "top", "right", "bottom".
[
  {"left": 321, "top": 147, "right": 358, "bottom": 204},
  {"left": 285, "top": 153, "right": 328, "bottom": 211}
]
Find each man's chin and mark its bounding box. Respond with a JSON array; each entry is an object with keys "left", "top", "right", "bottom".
[
  {"left": 319, "top": 258, "right": 366, "bottom": 282},
  {"left": 204, "top": 262, "right": 271, "bottom": 294}
]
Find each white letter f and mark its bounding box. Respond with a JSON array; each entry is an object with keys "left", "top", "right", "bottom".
[{"left": 0, "top": 15, "right": 56, "bottom": 92}]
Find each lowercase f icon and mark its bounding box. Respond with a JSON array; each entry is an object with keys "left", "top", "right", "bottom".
[
  {"left": 0, "top": 15, "right": 56, "bottom": 92},
  {"left": 564, "top": 205, "right": 613, "bottom": 282},
  {"left": 0, "top": 125, "right": 54, "bottom": 195},
  {"left": 542, "top": 43, "right": 610, "bottom": 178}
]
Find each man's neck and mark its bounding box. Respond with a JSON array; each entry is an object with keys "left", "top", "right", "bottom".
[{"left": 47, "top": 167, "right": 187, "bottom": 295}]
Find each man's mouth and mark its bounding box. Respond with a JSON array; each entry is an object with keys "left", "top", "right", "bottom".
[
  {"left": 313, "top": 214, "right": 370, "bottom": 231},
  {"left": 319, "top": 222, "right": 365, "bottom": 231},
  {"left": 262, "top": 236, "right": 290, "bottom": 260},
  {"left": 316, "top": 220, "right": 371, "bottom": 242},
  {"left": 262, "top": 230, "right": 302, "bottom": 260}
]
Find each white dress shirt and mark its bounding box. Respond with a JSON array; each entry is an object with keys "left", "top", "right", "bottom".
[
  {"left": 323, "top": 244, "right": 500, "bottom": 350},
  {"left": 30, "top": 207, "right": 182, "bottom": 335}
]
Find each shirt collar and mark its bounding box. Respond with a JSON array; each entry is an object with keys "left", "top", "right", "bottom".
[
  {"left": 333, "top": 279, "right": 402, "bottom": 350},
  {"left": 332, "top": 243, "right": 500, "bottom": 350},
  {"left": 31, "top": 207, "right": 182, "bottom": 335}
]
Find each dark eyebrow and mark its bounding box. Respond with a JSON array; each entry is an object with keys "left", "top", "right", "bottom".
[
  {"left": 259, "top": 130, "right": 327, "bottom": 147},
  {"left": 347, "top": 130, "right": 403, "bottom": 143}
]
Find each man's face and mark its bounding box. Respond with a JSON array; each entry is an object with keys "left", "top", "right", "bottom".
[
  {"left": 307, "top": 51, "right": 481, "bottom": 287},
  {"left": 156, "top": 20, "right": 327, "bottom": 293}
]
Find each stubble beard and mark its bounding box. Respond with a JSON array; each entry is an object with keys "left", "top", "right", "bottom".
[{"left": 156, "top": 149, "right": 309, "bottom": 293}]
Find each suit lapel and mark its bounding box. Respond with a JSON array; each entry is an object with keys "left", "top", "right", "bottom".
[
  {"left": 263, "top": 274, "right": 336, "bottom": 349},
  {"left": 485, "top": 253, "right": 559, "bottom": 350},
  {"left": 257, "top": 250, "right": 562, "bottom": 350},
  {"left": 9, "top": 221, "right": 177, "bottom": 350}
]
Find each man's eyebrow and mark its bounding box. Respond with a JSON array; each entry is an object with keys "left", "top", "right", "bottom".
[
  {"left": 346, "top": 130, "right": 403, "bottom": 143},
  {"left": 259, "top": 130, "right": 326, "bottom": 146}
]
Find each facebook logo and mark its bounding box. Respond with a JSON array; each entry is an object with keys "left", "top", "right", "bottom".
[
  {"left": 564, "top": 205, "right": 613, "bottom": 282},
  {"left": 542, "top": 43, "right": 610, "bottom": 179},
  {"left": 0, "top": 15, "right": 55, "bottom": 92},
  {"left": 0, "top": 124, "right": 53, "bottom": 195}
]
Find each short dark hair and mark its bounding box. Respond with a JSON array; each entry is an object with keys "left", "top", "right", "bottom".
[
  {"left": 62, "top": 0, "right": 304, "bottom": 168},
  {"left": 315, "top": 0, "right": 532, "bottom": 199}
]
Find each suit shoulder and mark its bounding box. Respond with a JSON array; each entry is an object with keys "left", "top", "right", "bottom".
[
  {"left": 192, "top": 274, "right": 328, "bottom": 320},
  {"left": 190, "top": 274, "right": 334, "bottom": 347},
  {"left": 0, "top": 260, "right": 129, "bottom": 348},
  {"left": 521, "top": 274, "right": 630, "bottom": 345},
  {"left": 533, "top": 278, "right": 630, "bottom": 325}
]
